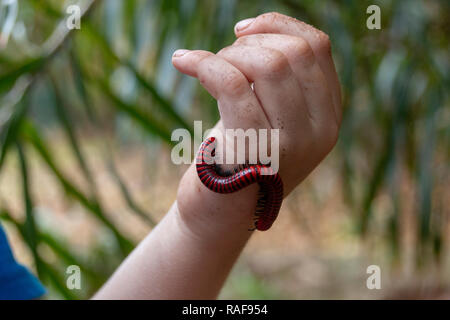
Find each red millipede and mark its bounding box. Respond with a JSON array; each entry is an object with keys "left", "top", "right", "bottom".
[{"left": 196, "top": 137, "right": 283, "bottom": 231}]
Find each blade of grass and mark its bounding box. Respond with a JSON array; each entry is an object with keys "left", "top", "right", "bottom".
[
  {"left": 93, "top": 76, "right": 174, "bottom": 144},
  {"left": 16, "top": 141, "right": 43, "bottom": 274},
  {"left": 38, "top": 231, "right": 105, "bottom": 281},
  {"left": 68, "top": 49, "right": 99, "bottom": 124},
  {"left": 105, "top": 151, "right": 156, "bottom": 227},
  {"left": 416, "top": 85, "right": 441, "bottom": 264},
  {"left": 359, "top": 60, "right": 413, "bottom": 235},
  {"left": 40, "top": 261, "right": 79, "bottom": 300},
  {"left": 0, "top": 99, "right": 28, "bottom": 171},
  {"left": 49, "top": 74, "right": 95, "bottom": 189},
  {"left": 0, "top": 58, "right": 44, "bottom": 94}
]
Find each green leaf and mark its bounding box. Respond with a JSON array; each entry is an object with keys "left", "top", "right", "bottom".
[
  {"left": 0, "top": 58, "right": 44, "bottom": 94},
  {"left": 94, "top": 76, "right": 175, "bottom": 144},
  {"left": 16, "top": 142, "right": 42, "bottom": 272},
  {"left": 49, "top": 74, "right": 96, "bottom": 189},
  {"left": 105, "top": 151, "right": 156, "bottom": 227},
  {"left": 0, "top": 100, "right": 28, "bottom": 171},
  {"left": 69, "top": 49, "right": 98, "bottom": 124}
]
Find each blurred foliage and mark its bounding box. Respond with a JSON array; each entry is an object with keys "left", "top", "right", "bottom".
[{"left": 0, "top": 0, "right": 448, "bottom": 299}]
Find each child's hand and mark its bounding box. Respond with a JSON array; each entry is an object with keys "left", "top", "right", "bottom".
[
  {"left": 94, "top": 12, "right": 343, "bottom": 300},
  {"left": 172, "top": 12, "right": 341, "bottom": 237}
]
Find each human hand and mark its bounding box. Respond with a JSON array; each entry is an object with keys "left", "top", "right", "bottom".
[
  {"left": 172, "top": 12, "right": 341, "bottom": 237},
  {"left": 92, "top": 12, "right": 343, "bottom": 301}
]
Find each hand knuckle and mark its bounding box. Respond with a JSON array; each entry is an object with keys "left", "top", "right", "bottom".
[
  {"left": 317, "top": 32, "right": 331, "bottom": 54},
  {"left": 291, "top": 38, "right": 315, "bottom": 65},
  {"left": 216, "top": 47, "right": 228, "bottom": 56},
  {"left": 263, "top": 51, "right": 289, "bottom": 76},
  {"left": 260, "top": 11, "right": 280, "bottom": 20},
  {"left": 324, "top": 121, "right": 339, "bottom": 150},
  {"left": 222, "top": 71, "right": 248, "bottom": 97},
  {"left": 197, "top": 53, "right": 215, "bottom": 67},
  {"left": 233, "top": 36, "right": 247, "bottom": 46}
]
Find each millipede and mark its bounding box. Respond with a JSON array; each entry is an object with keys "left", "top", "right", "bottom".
[{"left": 196, "top": 137, "right": 283, "bottom": 231}]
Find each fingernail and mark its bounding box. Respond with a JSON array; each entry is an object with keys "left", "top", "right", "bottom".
[
  {"left": 235, "top": 18, "right": 255, "bottom": 32},
  {"left": 173, "top": 49, "right": 190, "bottom": 58}
]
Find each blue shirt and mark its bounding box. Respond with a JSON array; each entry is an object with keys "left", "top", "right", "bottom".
[{"left": 0, "top": 223, "right": 46, "bottom": 300}]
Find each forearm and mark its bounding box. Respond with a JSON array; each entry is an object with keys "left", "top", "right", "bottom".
[{"left": 93, "top": 164, "right": 258, "bottom": 300}]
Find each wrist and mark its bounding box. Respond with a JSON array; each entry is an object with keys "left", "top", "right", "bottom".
[{"left": 176, "top": 163, "right": 259, "bottom": 240}]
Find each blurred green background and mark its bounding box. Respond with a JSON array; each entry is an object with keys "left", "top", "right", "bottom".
[{"left": 0, "top": 0, "right": 448, "bottom": 299}]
